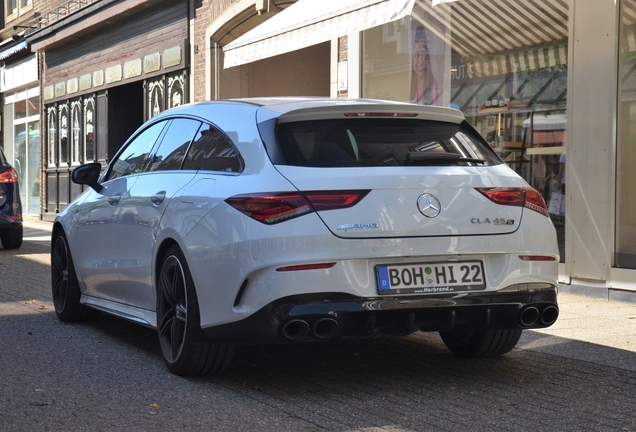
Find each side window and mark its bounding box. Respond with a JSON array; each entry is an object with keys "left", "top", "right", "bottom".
[
  {"left": 107, "top": 120, "right": 168, "bottom": 181},
  {"left": 182, "top": 123, "right": 243, "bottom": 173},
  {"left": 145, "top": 118, "right": 201, "bottom": 172}
]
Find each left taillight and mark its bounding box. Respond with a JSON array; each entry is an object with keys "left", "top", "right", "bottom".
[
  {"left": 475, "top": 187, "right": 549, "bottom": 217},
  {"left": 0, "top": 168, "right": 18, "bottom": 184},
  {"left": 226, "top": 190, "right": 370, "bottom": 225}
]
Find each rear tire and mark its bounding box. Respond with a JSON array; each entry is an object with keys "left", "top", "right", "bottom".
[
  {"left": 1, "top": 225, "right": 22, "bottom": 249},
  {"left": 51, "top": 231, "right": 99, "bottom": 322},
  {"left": 439, "top": 328, "right": 522, "bottom": 358},
  {"left": 157, "top": 245, "right": 234, "bottom": 376}
]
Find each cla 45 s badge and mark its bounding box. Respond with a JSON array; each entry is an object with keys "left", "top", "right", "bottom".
[{"left": 471, "top": 218, "right": 515, "bottom": 225}]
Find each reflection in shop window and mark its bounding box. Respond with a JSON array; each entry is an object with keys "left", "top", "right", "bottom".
[
  {"left": 84, "top": 97, "right": 95, "bottom": 162},
  {"left": 59, "top": 104, "right": 69, "bottom": 166},
  {"left": 47, "top": 107, "right": 57, "bottom": 167},
  {"left": 27, "top": 95, "right": 39, "bottom": 117},
  {"left": 71, "top": 100, "right": 82, "bottom": 165},
  {"left": 362, "top": 0, "right": 569, "bottom": 262},
  {"left": 14, "top": 99, "right": 26, "bottom": 120}
]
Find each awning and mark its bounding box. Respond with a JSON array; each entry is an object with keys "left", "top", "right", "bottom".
[
  {"left": 0, "top": 41, "right": 28, "bottom": 61},
  {"left": 222, "top": 0, "right": 416, "bottom": 68}
]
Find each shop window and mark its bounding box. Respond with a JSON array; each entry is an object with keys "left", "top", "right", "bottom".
[
  {"left": 84, "top": 97, "right": 95, "bottom": 162},
  {"left": 148, "top": 78, "right": 164, "bottom": 119},
  {"left": 70, "top": 100, "right": 82, "bottom": 165},
  {"left": 167, "top": 73, "right": 185, "bottom": 109},
  {"left": 27, "top": 95, "right": 39, "bottom": 117},
  {"left": 14, "top": 99, "right": 26, "bottom": 120},
  {"left": 58, "top": 104, "right": 69, "bottom": 166},
  {"left": 145, "top": 72, "right": 187, "bottom": 120},
  {"left": 362, "top": 0, "right": 568, "bottom": 262},
  {"left": 616, "top": 0, "right": 636, "bottom": 268},
  {"left": 47, "top": 106, "right": 57, "bottom": 167}
]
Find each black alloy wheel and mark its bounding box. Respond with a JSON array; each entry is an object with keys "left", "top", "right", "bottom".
[
  {"left": 157, "top": 245, "right": 234, "bottom": 376},
  {"left": 51, "top": 231, "right": 98, "bottom": 322},
  {"left": 158, "top": 252, "right": 188, "bottom": 364}
]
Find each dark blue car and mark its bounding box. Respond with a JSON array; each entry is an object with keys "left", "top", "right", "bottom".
[{"left": 0, "top": 147, "right": 22, "bottom": 249}]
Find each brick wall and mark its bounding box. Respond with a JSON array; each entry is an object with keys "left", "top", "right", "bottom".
[{"left": 192, "top": 0, "right": 238, "bottom": 102}]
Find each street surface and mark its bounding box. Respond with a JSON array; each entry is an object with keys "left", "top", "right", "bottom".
[{"left": 1, "top": 221, "right": 635, "bottom": 431}]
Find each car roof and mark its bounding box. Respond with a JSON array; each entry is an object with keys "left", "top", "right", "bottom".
[{"left": 151, "top": 97, "right": 466, "bottom": 125}]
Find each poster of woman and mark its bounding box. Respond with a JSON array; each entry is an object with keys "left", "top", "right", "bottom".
[
  {"left": 410, "top": 8, "right": 450, "bottom": 105},
  {"left": 410, "top": 24, "right": 439, "bottom": 105}
]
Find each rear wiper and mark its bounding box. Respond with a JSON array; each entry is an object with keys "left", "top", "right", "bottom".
[{"left": 405, "top": 152, "right": 485, "bottom": 165}]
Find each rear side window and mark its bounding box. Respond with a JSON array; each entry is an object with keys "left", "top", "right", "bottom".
[
  {"left": 275, "top": 119, "right": 502, "bottom": 167},
  {"left": 144, "top": 118, "right": 201, "bottom": 172},
  {"left": 182, "top": 123, "right": 242, "bottom": 173}
]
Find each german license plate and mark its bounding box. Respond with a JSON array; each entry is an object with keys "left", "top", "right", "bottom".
[{"left": 376, "top": 261, "right": 486, "bottom": 295}]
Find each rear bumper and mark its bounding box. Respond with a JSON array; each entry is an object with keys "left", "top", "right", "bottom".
[
  {"left": 0, "top": 216, "right": 22, "bottom": 230},
  {"left": 202, "top": 283, "right": 558, "bottom": 344}
]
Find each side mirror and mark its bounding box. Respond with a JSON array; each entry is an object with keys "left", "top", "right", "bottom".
[{"left": 71, "top": 162, "right": 103, "bottom": 193}]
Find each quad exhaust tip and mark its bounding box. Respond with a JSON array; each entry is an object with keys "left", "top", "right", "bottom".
[
  {"left": 281, "top": 319, "right": 310, "bottom": 340},
  {"left": 311, "top": 317, "right": 339, "bottom": 339},
  {"left": 281, "top": 317, "right": 340, "bottom": 341},
  {"left": 540, "top": 305, "right": 559, "bottom": 326},
  {"left": 518, "top": 305, "right": 559, "bottom": 327}
]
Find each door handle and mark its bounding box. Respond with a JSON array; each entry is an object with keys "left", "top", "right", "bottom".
[
  {"left": 151, "top": 191, "right": 166, "bottom": 206},
  {"left": 108, "top": 194, "right": 121, "bottom": 206}
]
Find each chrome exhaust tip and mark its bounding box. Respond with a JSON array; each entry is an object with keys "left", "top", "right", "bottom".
[
  {"left": 519, "top": 306, "right": 540, "bottom": 327},
  {"left": 311, "top": 317, "right": 339, "bottom": 339},
  {"left": 540, "top": 305, "right": 559, "bottom": 326},
  {"left": 281, "top": 319, "right": 310, "bottom": 341}
]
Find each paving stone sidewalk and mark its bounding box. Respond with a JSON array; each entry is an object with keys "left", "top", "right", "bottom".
[{"left": 0, "top": 220, "right": 633, "bottom": 431}]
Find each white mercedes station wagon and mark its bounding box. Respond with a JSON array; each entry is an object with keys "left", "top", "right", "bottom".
[{"left": 51, "top": 97, "right": 559, "bottom": 376}]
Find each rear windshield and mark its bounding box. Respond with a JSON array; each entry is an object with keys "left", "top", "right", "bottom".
[{"left": 275, "top": 118, "right": 502, "bottom": 167}]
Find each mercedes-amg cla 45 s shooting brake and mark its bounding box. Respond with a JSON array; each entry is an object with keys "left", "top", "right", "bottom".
[{"left": 51, "top": 98, "right": 559, "bottom": 376}]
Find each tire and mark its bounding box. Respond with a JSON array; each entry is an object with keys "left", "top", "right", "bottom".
[
  {"left": 51, "top": 232, "right": 99, "bottom": 322},
  {"left": 1, "top": 225, "right": 23, "bottom": 249},
  {"left": 439, "top": 328, "right": 522, "bottom": 358},
  {"left": 157, "top": 245, "right": 234, "bottom": 376}
]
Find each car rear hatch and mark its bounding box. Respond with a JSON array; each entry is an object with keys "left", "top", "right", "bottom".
[{"left": 260, "top": 103, "right": 528, "bottom": 239}]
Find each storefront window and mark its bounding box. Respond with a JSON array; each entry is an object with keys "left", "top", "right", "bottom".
[
  {"left": 27, "top": 95, "right": 39, "bottom": 117},
  {"left": 168, "top": 73, "right": 184, "bottom": 109},
  {"left": 148, "top": 78, "right": 164, "bottom": 119},
  {"left": 14, "top": 99, "right": 26, "bottom": 120},
  {"left": 84, "top": 97, "right": 95, "bottom": 162},
  {"left": 362, "top": 0, "right": 568, "bottom": 261},
  {"left": 616, "top": 0, "right": 636, "bottom": 268},
  {"left": 47, "top": 106, "right": 57, "bottom": 167},
  {"left": 26, "top": 122, "right": 40, "bottom": 215},
  {"left": 71, "top": 100, "right": 81, "bottom": 165},
  {"left": 59, "top": 104, "right": 69, "bottom": 166}
]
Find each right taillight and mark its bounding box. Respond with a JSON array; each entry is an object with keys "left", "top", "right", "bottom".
[
  {"left": 0, "top": 168, "right": 18, "bottom": 184},
  {"left": 475, "top": 187, "right": 549, "bottom": 217},
  {"left": 226, "top": 190, "right": 370, "bottom": 225}
]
